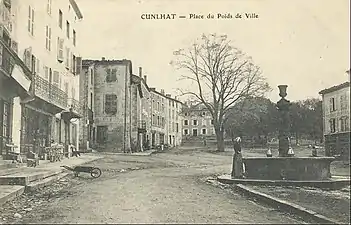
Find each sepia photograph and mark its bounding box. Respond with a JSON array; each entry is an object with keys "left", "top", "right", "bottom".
[{"left": 0, "top": 0, "right": 350, "bottom": 224}]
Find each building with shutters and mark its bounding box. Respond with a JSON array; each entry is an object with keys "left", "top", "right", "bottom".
[
  {"left": 80, "top": 58, "right": 133, "bottom": 153},
  {"left": 319, "top": 70, "right": 350, "bottom": 159},
  {"left": 1, "top": 0, "right": 84, "bottom": 159}
]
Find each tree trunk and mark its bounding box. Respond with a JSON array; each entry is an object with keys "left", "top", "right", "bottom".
[{"left": 216, "top": 130, "right": 225, "bottom": 152}]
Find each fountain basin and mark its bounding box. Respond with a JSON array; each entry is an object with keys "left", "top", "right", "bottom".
[{"left": 243, "top": 157, "right": 335, "bottom": 181}]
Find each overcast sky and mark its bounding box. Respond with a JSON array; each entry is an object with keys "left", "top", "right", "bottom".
[{"left": 75, "top": 0, "right": 350, "bottom": 102}]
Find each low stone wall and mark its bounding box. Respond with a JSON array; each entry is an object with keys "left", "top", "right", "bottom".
[{"left": 243, "top": 157, "right": 335, "bottom": 181}]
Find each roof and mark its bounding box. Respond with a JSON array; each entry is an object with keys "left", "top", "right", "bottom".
[
  {"left": 69, "top": 0, "right": 83, "bottom": 19},
  {"left": 149, "top": 88, "right": 184, "bottom": 104},
  {"left": 319, "top": 82, "right": 350, "bottom": 95}
]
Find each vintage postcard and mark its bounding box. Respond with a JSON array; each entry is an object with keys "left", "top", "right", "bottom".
[{"left": 0, "top": 0, "right": 349, "bottom": 224}]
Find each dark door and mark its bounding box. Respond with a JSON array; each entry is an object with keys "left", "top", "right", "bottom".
[
  {"left": 97, "top": 126, "right": 107, "bottom": 144},
  {"left": 193, "top": 129, "right": 198, "bottom": 136}
]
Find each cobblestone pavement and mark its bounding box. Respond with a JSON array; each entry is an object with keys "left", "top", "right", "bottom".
[{"left": 0, "top": 148, "right": 305, "bottom": 224}]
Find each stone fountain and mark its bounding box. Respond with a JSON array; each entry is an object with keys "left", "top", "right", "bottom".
[{"left": 219, "top": 85, "right": 350, "bottom": 189}]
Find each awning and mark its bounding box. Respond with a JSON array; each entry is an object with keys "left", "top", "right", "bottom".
[{"left": 11, "top": 64, "right": 31, "bottom": 92}]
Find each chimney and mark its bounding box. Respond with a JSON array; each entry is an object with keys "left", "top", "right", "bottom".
[
  {"left": 144, "top": 75, "right": 147, "bottom": 83},
  {"left": 101, "top": 57, "right": 105, "bottom": 61},
  {"left": 166, "top": 94, "right": 171, "bottom": 97},
  {"left": 139, "top": 67, "right": 142, "bottom": 78},
  {"left": 161, "top": 89, "right": 165, "bottom": 95},
  {"left": 347, "top": 69, "right": 350, "bottom": 82}
]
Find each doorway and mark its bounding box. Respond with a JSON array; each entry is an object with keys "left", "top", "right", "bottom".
[{"left": 192, "top": 129, "right": 198, "bottom": 137}]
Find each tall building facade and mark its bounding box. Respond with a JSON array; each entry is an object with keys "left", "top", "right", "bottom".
[
  {"left": 1, "top": 0, "right": 83, "bottom": 158},
  {"left": 182, "top": 102, "right": 215, "bottom": 139},
  {"left": 79, "top": 61, "right": 183, "bottom": 152},
  {"left": 80, "top": 59, "right": 132, "bottom": 152},
  {"left": 319, "top": 71, "right": 350, "bottom": 159}
]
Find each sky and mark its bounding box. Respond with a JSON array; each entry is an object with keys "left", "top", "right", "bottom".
[{"left": 75, "top": 0, "right": 350, "bottom": 103}]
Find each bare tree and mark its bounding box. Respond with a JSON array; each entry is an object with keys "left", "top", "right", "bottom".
[{"left": 171, "top": 33, "right": 271, "bottom": 152}]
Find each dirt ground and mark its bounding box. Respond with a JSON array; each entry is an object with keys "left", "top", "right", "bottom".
[
  {"left": 247, "top": 185, "right": 351, "bottom": 224},
  {"left": 0, "top": 148, "right": 305, "bottom": 224}
]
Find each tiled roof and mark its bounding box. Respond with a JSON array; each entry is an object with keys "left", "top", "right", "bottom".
[{"left": 319, "top": 82, "right": 350, "bottom": 95}]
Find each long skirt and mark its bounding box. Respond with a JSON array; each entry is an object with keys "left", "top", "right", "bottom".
[{"left": 231, "top": 153, "right": 243, "bottom": 178}]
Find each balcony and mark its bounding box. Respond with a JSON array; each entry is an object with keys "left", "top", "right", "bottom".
[
  {"left": 32, "top": 75, "right": 68, "bottom": 110},
  {"left": 67, "top": 98, "right": 83, "bottom": 117},
  {"left": 0, "top": 0, "right": 12, "bottom": 34}
]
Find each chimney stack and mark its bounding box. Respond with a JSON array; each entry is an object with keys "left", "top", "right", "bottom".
[
  {"left": 101, "top": 57, "right": 106, "bottom": 61},
  {"left": 144, "top": 75, "right": 147, "bottom": 83},
  {"left": 161, "top": 89, "right": 165, "bottom": 95},
  {"left": 139, "top": 67, "right": 142, "bottom": 78}
]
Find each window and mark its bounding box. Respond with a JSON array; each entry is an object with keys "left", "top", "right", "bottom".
[
  {"left": 157, "top": 102, "right": 160, "bottom": 111},
  {"left": 66, "top": 21, "right": 70, "bottom": 38},
  {"left": 211, "top": 119, "right": 214, "bottom": 125},
  {"left": 193, "top": 120, "right": 198, "bottom": 126},
  {"left": 65, "top": 47, "right": 70, "bottom": 68},
  {"left": 104, "top": 94, "right": 117, "bottom": 115},
  {"left": 31, "top": 55, "right": 36, "bottom": 73},
  {"left": 106, "top": 68, "right": 117, "bottom": 82},
  {"left": 44, "top": 66, "right": 49, "bottom": 79},
  {"left": 329, "top": 118, "right": 336, "bottom": 133},
  {"left": 184, "top": 112, "right": 188, "bottom": 116},
  {"left": 45, "top": 26, "right": 51, "bottom": 51},
  {"left": 64, "top": 82, "right": 69, "bottom": 94},
  {"left": 340, "top": 117, "right": 349, "bottom": 132},
  {"left": 184, "top": 120, "right": 188, "bottom": 126},
  {"left": 53, "top": 71, "right": 60, "bottom": 87},
  {"left": 90, "top": 68, "right": 94, "bottom": 85},
  {"left": 202, "top": 129, "right": 207, "bottom": 135},
  {"left": 28, "top": 6, "right": 34, "bottom": 36},
  {"left": 72, "top": 54, "right": 76, "bottom": 74},
  {"left": 157, "top": 116, "right": 160, "bottom": 126},
  {"left": 58, "top": 10, "right": 63, "bottom": 28},
  {"left": 90, "top": 93, "right": 93, "bottom": 109},
  {"left": 47, "top": 0, "right": 52, "bottom": 15},
  {"left": 152, "top": 114, "right": 156, "bottom": 126},
  {"left": 2, "top": 102, "right": 10, "bottom": 139},
  {"left": 73, "top": 29, "right": 76, "bottom": 46},
  {"left": 57, "top": 38, "right": 64, "bottom": 61},
  {"left": 202, "top": 112, "right": 206, "bottom": 116},
  {"left": 184, "top": 129, "right": 188, "bottom": 135},
  {"left": 176, "top": 123, "right": 179, "bottom": 132},
  {"left": 71, "top": 87, "right": 76, "bottom": 99},
  {"left": 340, "top": 95, "right": 348, "bottom": 111},
  {"left": 329, "top": 97, "right": 336, "bottom": 112}
]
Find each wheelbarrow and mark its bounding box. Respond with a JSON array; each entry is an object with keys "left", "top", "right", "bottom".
[{"left": 61, "top": 165, "right": 102, "bottom": 178}]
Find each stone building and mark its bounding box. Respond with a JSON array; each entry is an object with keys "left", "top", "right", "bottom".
[
  {"left": 80, "top": 58, "right": 132, "bottom": 152},
  {"left": 79, "top": 60, "right": 96, "bottom": 150},
  {"left": 1, "top": 0, "right": 83, "bottom": 158},
  {"left": 130, "top": 67, "right": 151, "bottom": 151},
  {"left": 319, "top": 70, "right": 350, "bottom": 159},
  {"left": 182, "top": 102, "right": 215, "bottom": 139},
  {"left": 0, "top": 0, "right": 33, "bottom": 156},
  {"left": 165, "top": 94, "right": 183, "bottom": 147}
]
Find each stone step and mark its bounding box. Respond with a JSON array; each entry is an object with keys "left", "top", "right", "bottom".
[
  {"left": 0, "top": 185, "right": 25, "bottom": 207},
  {"left": 0, "top": 169, "right": 63, "bottom": 186},
  {"left": 25, "top": 172, "right": 69, "bottom": 192}
]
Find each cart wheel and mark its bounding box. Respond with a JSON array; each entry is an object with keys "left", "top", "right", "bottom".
[{"left": 90, "top": 168, "right": 102, "bottom": 178}]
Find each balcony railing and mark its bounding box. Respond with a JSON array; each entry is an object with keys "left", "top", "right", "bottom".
[
  {"left": 0, "top": 37, "right": 32, "bottom": 80},
  {"left": 0, "top": 1, "right": 12, "bottom": 33},
  {"left": 33, "top": 75, "right": 68, "bottom": 109},
  {"left": 67, "top": 98, "right": 83, "bottom": 116},
  {"left": 138, "top": 120, "right": 147, "bottom": 130}
]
